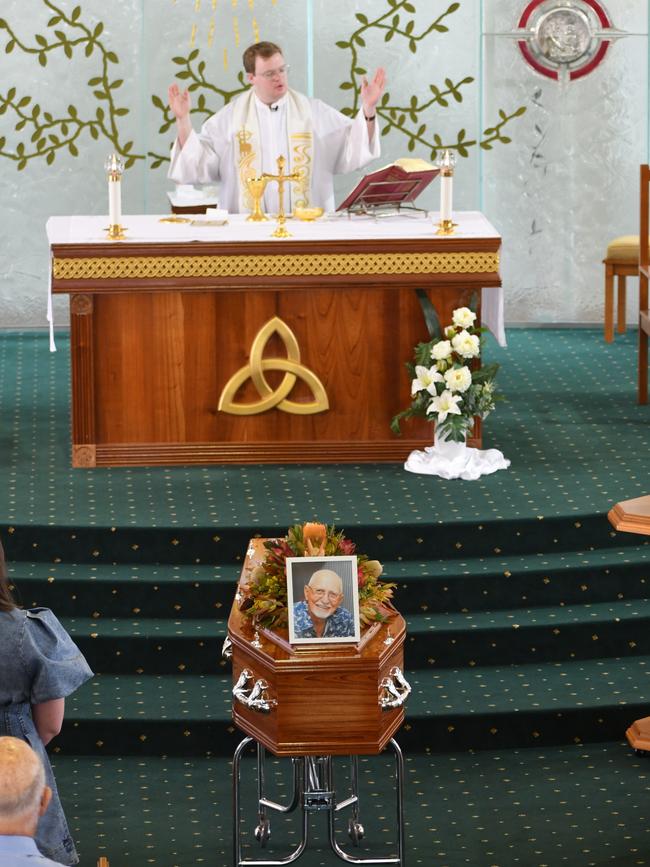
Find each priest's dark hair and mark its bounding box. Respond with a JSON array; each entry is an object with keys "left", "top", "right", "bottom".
[
  {"left": 243, "top": 41, "right": 283, "bottom": 74},
  {"left": 0, "top": 538, "right": 17, "bottom": 611}
]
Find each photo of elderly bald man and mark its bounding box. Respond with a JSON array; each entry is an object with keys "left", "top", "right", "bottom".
[{"left": 286, "top": 556, "right": 360, "bottom": 644}]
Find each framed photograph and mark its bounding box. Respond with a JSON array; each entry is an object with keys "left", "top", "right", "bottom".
[{"left": 286, "top": 556, "right": 360, "bottom": 645}]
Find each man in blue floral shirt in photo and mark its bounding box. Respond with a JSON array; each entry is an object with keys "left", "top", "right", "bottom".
[{"left": 292, "top": 569, "right": 355, "bottom": 639}]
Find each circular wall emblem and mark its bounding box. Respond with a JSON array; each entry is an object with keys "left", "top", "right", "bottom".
[{"left": 517, "top": 0, "right": 613, "bottom": 81}]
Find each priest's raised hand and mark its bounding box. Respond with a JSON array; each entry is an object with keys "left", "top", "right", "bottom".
[
  {"left": 360, "top": 67, "right": 386, "bottom": 125},
  {"left": 168, "top": 83, "right": 192, "bottom": 147}
]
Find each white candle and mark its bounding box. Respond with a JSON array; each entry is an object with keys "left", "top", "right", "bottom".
[
  {"left": 108, "top": 177, "right": 121, "bottom": 227},
  {"left": 439, "top": 150, "right": 453, "bottom": 223},
  {"left": 105, "top": 153, "right": 124, "bottom": 230}
]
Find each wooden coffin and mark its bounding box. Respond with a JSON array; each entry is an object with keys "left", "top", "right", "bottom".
[{"left": 227, "top": 539, "right": 408, "bottom": 756}]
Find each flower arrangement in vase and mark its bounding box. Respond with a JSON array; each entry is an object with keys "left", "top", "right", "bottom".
[{"left": 391, "top": 306, "right": 500, "bottom": 444}]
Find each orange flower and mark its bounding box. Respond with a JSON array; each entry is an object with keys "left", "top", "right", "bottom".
[{"left": 302, "top": 522, "right": 327, "bottom": 556}]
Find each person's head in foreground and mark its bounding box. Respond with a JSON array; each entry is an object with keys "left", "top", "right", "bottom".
[{"left": 0, "top": 737, "right": 52, "bottom": 839}]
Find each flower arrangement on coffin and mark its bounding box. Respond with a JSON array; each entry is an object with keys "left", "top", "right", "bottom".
[
  {"left": 239, "top": 522, "right": 396, "bottom": 631},
  {"left": 391, "top": 306, "right": 500, "bottom": 443}
]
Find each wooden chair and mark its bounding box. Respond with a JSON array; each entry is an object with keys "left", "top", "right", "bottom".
[
  {"left": 604, "top": 236, "right": 639, "bottom": 341},
  {"left": 639, "top": 165, "right": 650, "bottom": 403}
]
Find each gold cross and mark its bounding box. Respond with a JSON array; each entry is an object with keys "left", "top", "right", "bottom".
[{"left": 263, "top": 155, "right": 302, "bottom": 237}]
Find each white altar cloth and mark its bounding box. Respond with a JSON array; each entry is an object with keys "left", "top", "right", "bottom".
[{"left": 46, "top": 211, "right": 505, "bottom": 350}]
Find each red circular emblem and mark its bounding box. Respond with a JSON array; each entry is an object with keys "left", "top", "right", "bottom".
[{"left": 517, "top": 0, "right": 612, "bottom": 81}]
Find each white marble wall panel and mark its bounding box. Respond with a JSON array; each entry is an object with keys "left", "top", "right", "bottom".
[{"left": 481, "top": 0, "right": 649, "bottom": 323}]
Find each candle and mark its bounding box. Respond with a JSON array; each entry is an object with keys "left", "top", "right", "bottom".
[
  {"left": 439, "top": 149, "right": 453, "bottom": 223},
  {"left": 108, "top": 175, "right": 121, "bottom": 227},
  {"left": 104, "top": 153, "right": 125, "bottom": 234}
]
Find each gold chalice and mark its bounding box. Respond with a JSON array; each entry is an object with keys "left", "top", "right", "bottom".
[{"left": 246, "top": 176, "right": 269, "bottom": 222}]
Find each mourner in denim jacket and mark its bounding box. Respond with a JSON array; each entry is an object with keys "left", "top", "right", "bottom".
[{"left": 0, "top": 540, "right": 93, "bottom": 865}]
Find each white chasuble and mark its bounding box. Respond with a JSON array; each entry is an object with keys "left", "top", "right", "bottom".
[
  {"left": 230, "top": 90, "right": 313, "bottom": 214},
  {"left": 168, "top": 88, "right": 380, "bottom": 213}
]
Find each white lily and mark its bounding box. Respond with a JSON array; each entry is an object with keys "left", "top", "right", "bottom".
[
  {"left": 411, "top": 365, "right": 443, "bottom": 396},
  {"left": 427, "top": 389, "right": 463, "bottom": 422}
]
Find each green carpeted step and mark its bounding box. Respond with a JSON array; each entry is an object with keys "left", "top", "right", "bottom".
[
  {"left": 54, "top": 655, "right": 650, "bottom": 756},
  {"left": 1, "top": 512, "right": 642, "bottom": 568},
  {"left": 10, "top": 540, "right": 650, "bottom": 622},
  {"left": 61, "top": 617, "right": 229, "bottom": 675},
  {"left": 57, "top": 673, "right": 238, "bottom": 758},
  {"left": 385, "top": 542, "right": 650, "bottom": 612},
  {"left": 59, "top": 594, "right": 650, "bottom": 677},
  {"left": 7, "top": 560, "right": 240, "bottom": 618},
  {"left": 401, "top": 654, "right": 650, "bottom": 751},
  {"left": 404, "top": 598, "right": 650, "bottom": 666}
]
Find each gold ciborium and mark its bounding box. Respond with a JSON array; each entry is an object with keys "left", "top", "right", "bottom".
[{"left": 246, "top": 176, "right": 269, "bottom": 222}]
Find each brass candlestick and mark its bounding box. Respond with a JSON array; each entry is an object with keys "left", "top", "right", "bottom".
[
  {"left": 435, "top": 149, "right": 457, "bottom": 236},
  {"left": 246, "top": 176, "right": 269, "bottom": 222},
  {"left": 435, "top": 218, "right": 458, "bottom": 236},
  {"left": 263, "top": 155, "right": 301, "bottom": 238}
]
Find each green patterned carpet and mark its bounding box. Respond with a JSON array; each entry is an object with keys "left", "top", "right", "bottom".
[
  {"left": 1, "top": 328, "right": 649, "bottom": 529},
  {"left": 3, "top": 327, "right": 650, "bottom": 866},
  {"left": 48, "top": 744, "right": 650, "bottom": 867}
]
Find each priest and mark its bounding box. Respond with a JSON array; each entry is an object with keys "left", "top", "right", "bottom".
[{"left": 167, "top": 41, "right": 385, "bottom": 214}]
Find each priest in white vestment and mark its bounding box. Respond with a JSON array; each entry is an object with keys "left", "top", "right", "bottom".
[{"left": 167, "top": 41, "right": 385, "bottom": 214}]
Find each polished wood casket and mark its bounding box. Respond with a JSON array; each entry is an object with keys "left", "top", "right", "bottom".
[{"left": 227, "top": 539, "right": 407, "bottom": 756}]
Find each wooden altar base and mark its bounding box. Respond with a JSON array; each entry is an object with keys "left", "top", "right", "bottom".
[{"left": 50, "top": 216, "right": 498, "bottom": 467}]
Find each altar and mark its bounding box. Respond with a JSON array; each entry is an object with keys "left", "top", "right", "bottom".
[{"left": 47, "top": 212, "right": 502, "bottom": 467}]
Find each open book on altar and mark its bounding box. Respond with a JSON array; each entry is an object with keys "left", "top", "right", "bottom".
[{"left": 336, "top": 158, "right": 440, "bottom": 212}]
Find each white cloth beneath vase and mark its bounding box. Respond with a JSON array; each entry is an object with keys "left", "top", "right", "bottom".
[{"left": 404, "top": 441, "right": 510, "bottom": 480}]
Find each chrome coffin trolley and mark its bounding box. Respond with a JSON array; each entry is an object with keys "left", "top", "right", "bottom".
[{"left": 225, "top": 539, "right": 411, "bottom": 866}]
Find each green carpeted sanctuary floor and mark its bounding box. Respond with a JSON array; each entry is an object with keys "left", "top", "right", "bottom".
[
  {"left": 1, "top": 328, "right": 649, "bottom": 529},
  {"left": 3, "top": 327, "right": 650, "bottom": 865},
  {"left": 52, "top": 743, "right": 650, "bottom": 867}
]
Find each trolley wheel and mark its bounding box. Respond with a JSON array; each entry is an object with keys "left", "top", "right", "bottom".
[
  {"left": 634, "top": 748, "right": 650, "bottom": 757},
  {"left": 254, "top": 818, "right": 271, "bottom": 847},
  {"left": 348, "top": 818, "right": 364, "bottom": 846}
]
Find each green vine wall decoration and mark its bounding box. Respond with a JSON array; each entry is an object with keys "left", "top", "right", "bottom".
[
  {"left": 0, "top": 0, "right": 525, "bottom": 172},
  {"left": 335, "top": 0, "right": 525, "bottom": 158},
  {"left": 0, "top": 1, "right": 142, "bottom": 169}
]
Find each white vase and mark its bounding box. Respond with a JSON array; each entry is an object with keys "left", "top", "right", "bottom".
[{"left": 433, "top": 426, "right": 467, "bottom": 461}]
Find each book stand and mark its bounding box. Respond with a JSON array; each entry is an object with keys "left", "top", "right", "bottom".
[
  {"left": 226, "top": 538, "right": 410, "bottom": 865},
  {"left": 337, "top": 165, "right": 439, "bottom": 217}
]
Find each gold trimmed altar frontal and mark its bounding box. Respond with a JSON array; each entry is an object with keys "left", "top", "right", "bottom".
[
  {"left": 48, "top": 211, "right": 501, "bottom": 467},
  {"left": 52, "top": 251, "right": 499, "bottom": 281}
]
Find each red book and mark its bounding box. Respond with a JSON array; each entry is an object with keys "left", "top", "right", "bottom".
[{"left": 337, "top": 158, "right": 439, "bottom": 212}]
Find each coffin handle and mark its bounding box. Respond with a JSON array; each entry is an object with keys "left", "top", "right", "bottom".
[
  {"left": 379, "top": 666, "right": 412, "bottom": 710},
  {"left": 233, "top": 668, "right": 277, "bottom": 713},
  {"left": 222, "top": 636, "right": 233, "bottom": 661}
]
